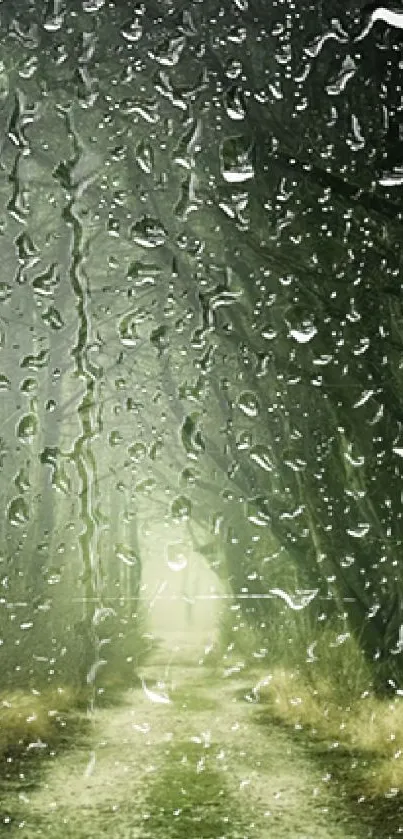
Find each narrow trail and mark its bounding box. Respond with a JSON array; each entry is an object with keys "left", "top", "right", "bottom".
[{"left": 4, "top": 658, "right": 364, "bottom": 839}]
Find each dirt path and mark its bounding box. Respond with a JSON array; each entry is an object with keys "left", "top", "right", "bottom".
[{"left": 3, "top": 662, "right": 363, "bottom": 838}]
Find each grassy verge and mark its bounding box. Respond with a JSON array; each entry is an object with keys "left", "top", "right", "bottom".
[
  {"left": 214, "top": 604, "right": 403, "bottom": 804},
  {"left": 257, "top": 665, "right": 403, "bottom": 796},
  {"left": 0, "top": 685, "right": 91, "bottom": 830},
  {"left": 0, "top": 685, "right": 91, "bottom": 764}
]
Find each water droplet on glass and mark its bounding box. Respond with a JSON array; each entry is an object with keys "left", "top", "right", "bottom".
[
  {"left": 21, "top": 350, "right": 49, "bottom": 371},
  {"left": 225, "top": 58, "right": 243, "bottom": 80},
  {"left": 0, "top": 61, "right": 9, "bottom": 103},
  {"left": 326, "top": 55, "right": 357, "bottom": 96},
  {"left": 109, "top": 430, "right": 123, "bottom": 447},
  {"left": 128, "top": 443, "right": 147, "bottom": 465},
  {"left": 130, "top": 216, "right": 167, "bottom": 248},
  {"left": 83, "top": 0, "right": 105, "bottom": 12},
  {"left": 347, "top": 523, "right": 370, "bottom": 539},
  {"left": 135, "top": 140, "right": 154, "bottom": 174},
  {"left": 171, "top": 495, "right": 192, "bottom": 521},
  {"left": 115, "top": 543, "right": 139, "bottom": 566},
  {"left": 250, "top": 445, "right": 273, "bottom": 472},
  {"left": 17, "top": 413, "right": 38, "bottom": 443},
  {"left": 166, "top": 544, "right": 188, "bottom": 572},
  {"left": 224, "top": 86, "right": 246, "bottom": 121},
  {"left": 42, "top": 306, "right": 64, "bottom": 331},
  {"left": 118, "top": 311, "right": 139, "bottom": 347},
  {"left": 238, "top": 392, "right": 259, "bottom": 418},
  {"left": 7, "top": 496, "right": 29, "bottom": 526},
  {"left": 247, "top": 496, "right": 271, "bottom": 527},
  {"left": 121, "top": 18, "right": 143, "bottom": 42},
  {"left": 0, "top": 283, "right": 12, "bottom": 302},
  {"left": 269, "top": 588, "right": 319, "bottom": 611},
  {"left": 220, "top": 136, "right": 255, "bottom": 183},
  {"left": 141, "top": 678, "right": 171, "bottom": 705},
  {"left": 181, "top": 413, "right": 205, "bottom": 459},
  {"left": 92, "top": 607, "right": 117, "bottom": 626},
  {"left": 20, "top": 378, "right": 38, "bottom": 394},
  {"left": 289, "top": 323, "right": 318, "bottom": 344},
  {"left": 149, "top": 35, "right": 186, "bottom": 67},
  {"left": 32, "top": 265, "right": 60, "bottom": 297}
]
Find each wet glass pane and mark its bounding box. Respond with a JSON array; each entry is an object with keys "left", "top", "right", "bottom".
[{"left": 1, "top": 0, "right": 403, "bottom": 836}]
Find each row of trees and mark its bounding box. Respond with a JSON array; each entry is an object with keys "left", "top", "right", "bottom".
[{"left": 0, "top": 0, "right": 402, "bottom": 694}]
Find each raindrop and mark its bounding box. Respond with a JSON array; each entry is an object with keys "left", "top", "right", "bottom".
[
  {"left": 353, "top": 390, "right": 374, "bottom": 409},
  {"left": 32, "top": 264, "right": 60, "bottom": 296},
  {"left": 42, "top": 306, "right": 65, "bottom": 331},
  {"left": 83, "top": 0, "right": 105, "bottom": 12},
  {"left": 326, "top": 56, "right": 357, "bottom": 96},
  {"left": 304, "top": 21, "right": 348, "bottom": 58},
  {"left": 0, "top": 283, "right": 12, "bottom": 302},
  {"left": 238, "top": 392, "right": 259, "bottom": 418},
  {"left": 247, "top": 496, "right": 271, "bottom": 527},
  {"left": 136, "top": 478, "right": 156, "bottom": 494},
  {"left": 289, "top": 323, "right": 317, "bottom": 344},
  {"left": 141, "top": 678, "right": 171, "bottom": 704},
  {"left": 0, "top": 61, "right": 9, "bottom": 103},
  {"left": 15, "top": 467, "right": 30, "bottom": 493},
  {"left": 20, "top": 378, "right": 37, "bottom": 394},
  {"left": 166, "top": 544, "right": 188, "bottom": 571},
  {"left": 84, "top": 751, "right": 96, "bottom": 778},
  {"left": 86, "top": 660, "right": 107, "bottom": 684},
  {"left": 115, "top": 543, "right": 139, "bottom": 567},
  {"left": 341, "top": 556, "right": 355, "bottom": 568},
  {"left": 149, "top": 35, "right": 186, "bottom": 67},
  {"left": 92, "top": 607, "right": 117, "bottom": 626},
  {"left": 0, "top": 374, "right": 10, "bottom": 391},
  {"left": 17, "top": 413, "right": 38, "bottom": 443},
  {"left": 261, "top": 328, "right": 277, "bottom": 341},
  {"left": 181, "top": 413, "right": 205, "bottom": 459},
  {"left": 355, "top": 6, "right": 403, "bottom": 42},
  {"left": 7, "top": 496, "right": 29, "bottom": 526},
  {"left": 121, "top": 18, "right": 143, "bottom": 42},
  {"left": 128, "top": 442, "right": 147, "bottom": 462},
  {"left": 344, "top": 451, "right": 365, "bottom": 467},
  {"left": 379, "top": 169, "right": 403, "bottom": 188},
  {"left": 135, "top": 140, "right": 154, "bottom": 174},
  {"left": 171, "top": 495, "right": 192, "bottom": 521},
  {"left": 118, "top": 311, "right": 139, "bottom": 347},
  {"left": 250, "top": 445, "right": 273, "bottom": 472},
  {"left": 130, "top": 216, "right": 167, "bottom": 248},
  {"left": 220, "top": 136, "right": 255, "bottom": 183},
  {"left": 269, "top": 588, "right": 319, "bottom": 611},
  {"left": 21, "top": 349, "right": 49, "bottom": 371},
  {"left": 225, "top": 58, "right": 243, "bottom": 80},
  {"left": 224, "top": 86, "right": 247, "bottom": 121},
  {"left": 347, "top": 523, "right": 370, "bottom": 538}
]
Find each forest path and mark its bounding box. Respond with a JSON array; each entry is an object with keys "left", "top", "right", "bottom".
[{"left": 5, "top": 659, "right": 363, "bottom": 839}]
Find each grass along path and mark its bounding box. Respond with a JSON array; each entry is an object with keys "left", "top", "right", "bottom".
[{"left": 2, "top": 663, "right": 365, "bottom": 838}]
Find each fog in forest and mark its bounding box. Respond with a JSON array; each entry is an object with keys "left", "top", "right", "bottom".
[{"left": 1, "top": 1, "right": 403, "bottom": 837}]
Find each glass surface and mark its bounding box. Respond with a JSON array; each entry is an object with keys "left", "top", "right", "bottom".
[{"left": 1, "top": 1, "right": 403, "bottom": 836}]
